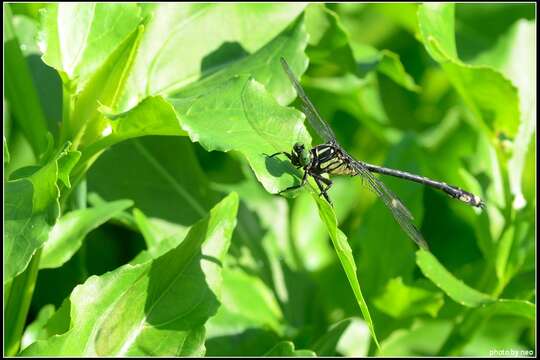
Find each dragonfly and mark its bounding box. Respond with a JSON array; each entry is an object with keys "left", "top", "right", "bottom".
[{"left": 267, "top": 57, "right": 485, "bottom": 250}]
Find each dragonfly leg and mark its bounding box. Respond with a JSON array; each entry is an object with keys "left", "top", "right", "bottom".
[
  {"left": 312, "top": 174, "right": 333, "bottom": 205},
  {"left": 264, "top": 151, "right": 293, "bottom": 161},
  {"left": 278, "top": 169, "right": 308, "bottom": 194}
]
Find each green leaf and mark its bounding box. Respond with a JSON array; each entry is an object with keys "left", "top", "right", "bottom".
[
  {"left": 110, "top": 3, "right": 306, "bottom": 114},
  {"left": 56, "top": 150, "right": 81, "bottom": 188},
  {"left": 88, "top": 136, "right": 222, "bottom": 226},
  {"left": 304, "top": 4, "right": 356, "bottom": 74},
  {"left": 40, "top": 3, "right": 141, "bottom": 93},
  {"left": 377, "top": 319, "right": 452, "bottom": 356},
  {"left": 481, "top": 299, "right": 535, "bottom": 321},
  {"left": 22, "top": 193, "right": 239, "bottom": 356},
  {"left": 4, "top": 5, "right": 48, "bottom": 156},
  {"left": 417, "top": 4, "right": 458, "bottom": 62},
  {"left": 171, "top": 75, "right": 311, "bottom": 195},
  {"left": 416, "top": 249, "right": 494, "bottom": 307},
  {"left": 20, "top": 304, "right": 56, "bottom": 351},
  {"left": 40, "top": 199, "right": 134, "bottom": 269},
  {"left": 376, "top": 50, "right": 421, "bottom": 92},
  {"left": 4, "top": 152, "right": 66, "bottom": 284},
  {"left": 473, "top": 20, "right": 536, "bottom": 209},
  {"left": 417, "top": 3, "right": 520, "bottom": 138},
  {"left": 373, "top": 277, "right": 444, "bottom": 318},
  {"left": 12, "top": 14, "right": 41, "bottom": 56},
  {"left": 206, "top": 266, "right": 284, "bottom": 340},
  {"left": 305, "top": 4, "right": 419, "bottom": 92},
  {"left": 312, "top": 193, "right": 380, "bottom": 348},
  {"left": 83, "top": 96, "right": 184, "bottom": 167},
  {"left": 3, "top": 136, "right": 10, "bottom": 164},
  {"left": 312, "top": 319, "right": 352, "bottom": 356},
  {"left": 291, "top": 177, "right": 359, "bottom": 271},
  {"left": 264, "top": 341, "right": 315, "bottom": 356}
]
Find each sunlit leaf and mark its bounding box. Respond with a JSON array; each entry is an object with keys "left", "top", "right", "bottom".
[{"left": 313, "top": 193, "right": 380, "bottom": 348}]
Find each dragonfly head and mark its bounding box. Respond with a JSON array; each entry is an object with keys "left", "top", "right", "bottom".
[{"left": 292, "top": 142, "right": 310, "bottom": 167}]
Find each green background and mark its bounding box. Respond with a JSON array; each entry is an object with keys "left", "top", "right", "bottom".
[{"left": 4, "top": 3, "right": 536, "bottom": 357}]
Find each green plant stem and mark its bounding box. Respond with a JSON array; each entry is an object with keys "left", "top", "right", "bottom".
[{"left": 4, "top": 249, "right": 42, "bottom": 356}]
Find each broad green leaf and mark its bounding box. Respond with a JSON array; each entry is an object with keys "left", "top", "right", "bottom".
[
  {"left": 40, "top": 199, "right": 134, "bottom": 269},
  {"left": 373, "top": 277, "right": 444, "bottom": 318},
  {"left": 4, "top": 5, "right": 48, "bottom": 156},
  {"left": 416, "top": 249, "right": 494, "bottom": 307},
  {"left": 112, "top": 3, "right": 306, "bottom": 113},
  {"left": 313, "top": 193, "right": 380, "bottom": 348},
  {"left": 20, "top": 304, "right": 56, "bottom": 351},
  {"left": 85, "top": 12, "right": 309, "bottom": 158},
  {"left": 417, "top": 3, "right": 520, "bottom": 138},
  {"left": 4, "top": 146, "right": 74, "bottom": 283},
  {"left": 22, "top": 193, "right": 239, "bottom": 356},
  {"left": 171, "top": 76, "right": 311, "bottom": 194},
  {"left": 170, "top": 16, "right": 309, "bottom": 107},
  {"left": 264, "top": 341, "right": 315, "bottom": 357},
  {"left": 40, "top": 3, "right": 141, "bottom": 92}
]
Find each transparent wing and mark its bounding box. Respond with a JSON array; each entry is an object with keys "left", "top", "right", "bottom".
[
  {"left": 350, "top": 157, "right": 429, "bottom": 250},
  {"left": 280, "top": 57, "right": 337, "bottom": 143}
]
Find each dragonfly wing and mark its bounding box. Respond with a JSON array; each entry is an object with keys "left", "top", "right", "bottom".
[
  {"left": 351, "top": 159, "right": 429, "bottom": 250},
  {"left": 280, "top": 57, "right": 337, "bottom": 143}
]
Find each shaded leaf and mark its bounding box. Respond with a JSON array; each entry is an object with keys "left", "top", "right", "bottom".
[
  {"left": 417, "top": 3, "right": 520, "bottom": 138},
  {"left": 312, "top": 318, "right": 352, "bottom": 356},
  {"left": 373, "top": 277, "right": 444, "bottom": 318},
  {"left": 40, "top": 199, "right": 134, "bottom": 269},
  {"left": 23, "top": 193, "right": 239, "bottom": 356},
  {"left": 4, "top": 5, "right": 48, "bottom": 156}
]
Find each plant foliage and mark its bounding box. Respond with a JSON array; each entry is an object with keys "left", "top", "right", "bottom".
[{"left": 4, "top": 3, "right": 536, "bottom": 357}]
